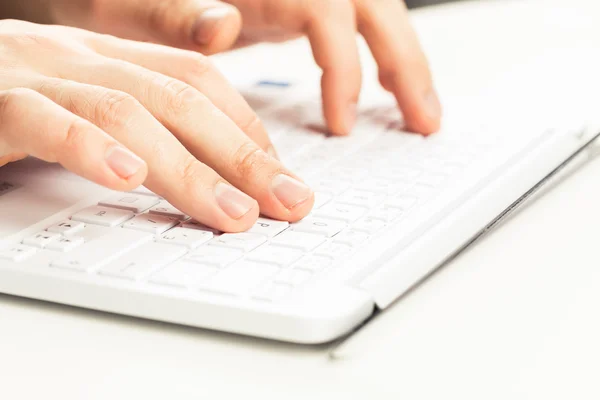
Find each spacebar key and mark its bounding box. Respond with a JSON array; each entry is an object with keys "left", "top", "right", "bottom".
[{"left": 51, "top": 230, "right": 154, "bottom": 271}]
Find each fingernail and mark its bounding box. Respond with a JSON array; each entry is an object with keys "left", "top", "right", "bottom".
[
  {"left": 271, "top": 174, "right": 312, "bottom": 209},
  {"left": 192, "top": 8, "right": 232, "bottom": 45},
  {"left": 424, "top": 89, "right": 442, "bottom": 120},
  {"left": 345, "top": 103, "right": 357, "bottom": 134},
  {"left": 214, "top": 182, "right": 255, "bottom": 220},
  {"left": 267, "top": 145, "right": 280, "bottom": 160},
  {"left": 105, "top": 146, "right": 144, "bottom": 179}
]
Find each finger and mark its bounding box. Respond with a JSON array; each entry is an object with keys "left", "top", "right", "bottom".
[
  {"left": 303, "top": 0, "right": 362, "bottom": 135},
  {"left": 354, "top": 0, "right": 441, "bottom": 134},
  {"left": 228, "top": 0, "right": 362, "bottom": 135},
  {"left": 0, "top": 87, "right": 147, "bottom": 190},
  {"left": 57, "top": 60, "right": 314, "bottom": 222},
  {"left": 92, "top": 0, "right": 242, "bottom": 55},
  {"left": 34, "top": 78, "right": 263, "bottom": 232},
  {"left": 86, "top": 36, "right": 277, "bottom": 157}
]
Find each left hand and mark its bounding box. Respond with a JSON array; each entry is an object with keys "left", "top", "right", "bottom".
[{"left": 51, "top": 0, "right": 441, "bottom": 136}]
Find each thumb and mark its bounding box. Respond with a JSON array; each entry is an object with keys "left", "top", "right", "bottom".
[{"left": 94, "top": 0, "right": 242, "bottom": 54}]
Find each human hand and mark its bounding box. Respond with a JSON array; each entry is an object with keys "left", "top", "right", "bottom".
[
  {"left": 0, "top": 20, "right": 314, "bottom": 232},
  {"left": 48, "top": 0, "right": 442, "bottom": 136}
]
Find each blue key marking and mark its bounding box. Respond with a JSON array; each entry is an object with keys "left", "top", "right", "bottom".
[{"left": 256, "top": 80, "right": 291, "bottom": 88}]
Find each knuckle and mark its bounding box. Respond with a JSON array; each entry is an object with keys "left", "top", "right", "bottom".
[
  {"left": 180, "top": 53, "right": 214, "bottom": 81},
  {"left": 146, "top": 0, "right": 172, "bottom": 32},
  {"left": 94, "top": 90, "right": 143, "bottom": 129},
  {"left": 162, "top": 78, "right": 200, "bottom": 116},
  {"left": 60, "top": 119, "right": 90, "bottom": 154},
  {"left": 178, "top": 155, "right": 208, "bottom": 191},
  {"left": 232, "top": 142, "right": 272, "bottom": 180},
  {"left": 0, "top": 88, "right": 35, "bottom": 121}
]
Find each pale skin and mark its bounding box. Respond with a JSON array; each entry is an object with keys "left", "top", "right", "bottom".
[{"left": 0, "top": 0, "right": 442, "bottom": 232}]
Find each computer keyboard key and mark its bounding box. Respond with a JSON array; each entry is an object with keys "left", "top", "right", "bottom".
[
  {"left": 271, "top": 231, "right": 326, "bottom": 251},
  {"left": 252, "top": 282, "right": 292, "bottom": 302},
  {"left": 369, "top": 205, "right": 405, "bottom": 223},
  {"left": 46, "top": 236, "right": 84, "bottom": 252},
  {"left": 274, "top": 269, "right": 313, "bottom": 286},
  {"left": 314, "top": 203, "right": 367, "bottom": 223},
  {"left": 99, "top": 194, "right": 160, "bottom": 213},
  {"left": 313, "top": 192, "right": 333, "bottom": 209},
  {"left": 186, "top": 245, "right": 244, "bottom": 267},
  {"left": 150, "top": 260, "right": 219, "bottom": 288},
  {"left": 0, "top": 245, "right": 37, "bottom": 262},
  {"left": 47, "top": 220, "right": 85, "bottom": 236},
  {"left": 355, "top": 178, "right": 412, "bottom": 196},
  {"left": 247, "top": 218, "right": 289, "bottom": 238},
  {"left": 71, "top": 206, "right": 134, "bottom": 227},
  {"left": 293, "top": 255, "right": 333, "bottom": 272},
  {"left": 333, "top": 230, "right": 370, "bottom": 247},
  {"left": 352, "top": 216, "right": 387, "bottom": 234},
  {"left": 337, "top": 189, "right": 385, "bottom": 208},
  {"left": 315, "top": 242, "right": 353, "bottom": 259},
  {"left": 149, "top": 201, "right": 190, "bottom": 221},
  {"left": 22, "top": 231, "right": 62, "bottom": 248},
  {"left": 158, "top": 227, "right": 213, "bottom": 249},
  {"left": 309, "top": 179, "right": 352, "bottom": 195},
  {"left": 210, "top": 233, "right": 267, "bottom": 252},
  {"left": 99, "top": 242, "right": 187, "bottom": 280},
  {"left": 246, "top": 244, "right": 303, "bottom": 267},
  {"left": 50, "top": 230, "right": 153, "bottom": 271},
  {"left": 206, "top": 261, "right": 280, "bottom": 296},
  {"left": 384, "top": 196, "right": 418, "bottom": 210},
  {"left": 122, "top": 214, "right": 178, "bottom": 234},
  {"left": 180, "top": 220, "right": 221, "bottom": 235},
  {"left": 291, "top": 217, "right": 346, "bottom": 237}
]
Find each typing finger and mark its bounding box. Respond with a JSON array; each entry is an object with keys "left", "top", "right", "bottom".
[
  {"left": 226, "top": 0, "right": 362, "bottom": 136},
  {"left": 354, "top": 0, "right": 441, "bottom": 134},
  {"left": 0, "top": 87, "right": 147, "bottom": 190},
  {"left": 35, "top": 79, "right": 261, "bottom": 232},
  {"left": 86, "top": 36, "right": 277, "bottom": 157},
  {"left": 47, "top": 59, "right": 314, "bottom": 222}
]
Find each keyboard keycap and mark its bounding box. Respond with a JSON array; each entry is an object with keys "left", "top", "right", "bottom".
[
  {"left": 99, "top": 242, "right": 187, "bottom": 280},
  {"left": 313, "top": 192, "right": 333, "bottom": 209},
  {"left": 122, "top": 214, "right": 178, "bottom": 234},
  {"left": 337, "top": 189, "right": 385, "bottom": 208},
  {"left": 333, "top": 230, "right": 370, "bottom": 247},
  {"left": 291, "top": 217, "right": 346, "bottom": 237},
  {"left": 245, "top": 244, "right": 303, "bottom": 267},
  {"left": 149, "top": 201, "right": 190, "bottom": 221},
  {"left": 246, "top": 218, "right": 289, "bottom": 237},
  {"left": 47, "top": 220, "right": 85, "bottom": 236},
  {"left": 314, "top": 203, "right": 367, "bottom": 223},
  {"left": 293, "top": 255, "right": 333, "bottom": 272},
  {"left": 46, "top": 236, "right": 84, "bottom": 252},
  {"left": 22, "top": 231, "right": 62, "bottom": 248},
  {"left": 0, "top": 245, "right": 37, "bottom": 262},
  {"left": 369, "top": 205, "right": 405, "bottom": 223},
  {"left": 180, "top": 220, "right": 221, "bottom": 235},
  {"left": 315, "top": 242, "right": 353, "bottom": 259},
  {"left": 50, "top": 229, "right": 153, "bottom": 271},
  {"left": 274, "top": 269, "right": 312, "bottom": 286},
  {"left": 271, "top": 231, "right": 326, "bottom": 251},
  {"left": 158, "top": 227, "right": 213, "bottom": 249},
  {"left": 186, "top": 245, "right": 243, "bottom": 267},
  {"left": 252, "top": 282, "right": 292, "bottom": 302},
  {"left": 71, "top": 206, "right": 134, "bottom": 227},
  {"left": 99, "top": 194, "right": 160, "bottom": 213},
  {"left": 384, "top": 195, "right": 418, "bottom": 210},
  {"left": 150, "top": 260, "right": 219, "bottom": 288},
  {"left": 352, "top": 216, "right": 387, "bottom": 234},
  {"left": 210, "top": 233, "right": 267, "bottom": 252},
  {"left": 206, "top": 261, "right": 280, "bottom": 296}
]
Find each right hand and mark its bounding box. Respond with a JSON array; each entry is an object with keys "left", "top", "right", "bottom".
[{"left": 0, "top": 20, "right": 314, "bottom": 232}]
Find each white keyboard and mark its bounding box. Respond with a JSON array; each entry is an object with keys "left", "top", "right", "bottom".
[{"left": 0, "top": 96, "right": 591, "bottom": 343}]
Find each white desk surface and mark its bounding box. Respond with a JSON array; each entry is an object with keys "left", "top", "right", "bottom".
[{"left": 2, "top": 1, "right": 600, "bottom": 399}]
